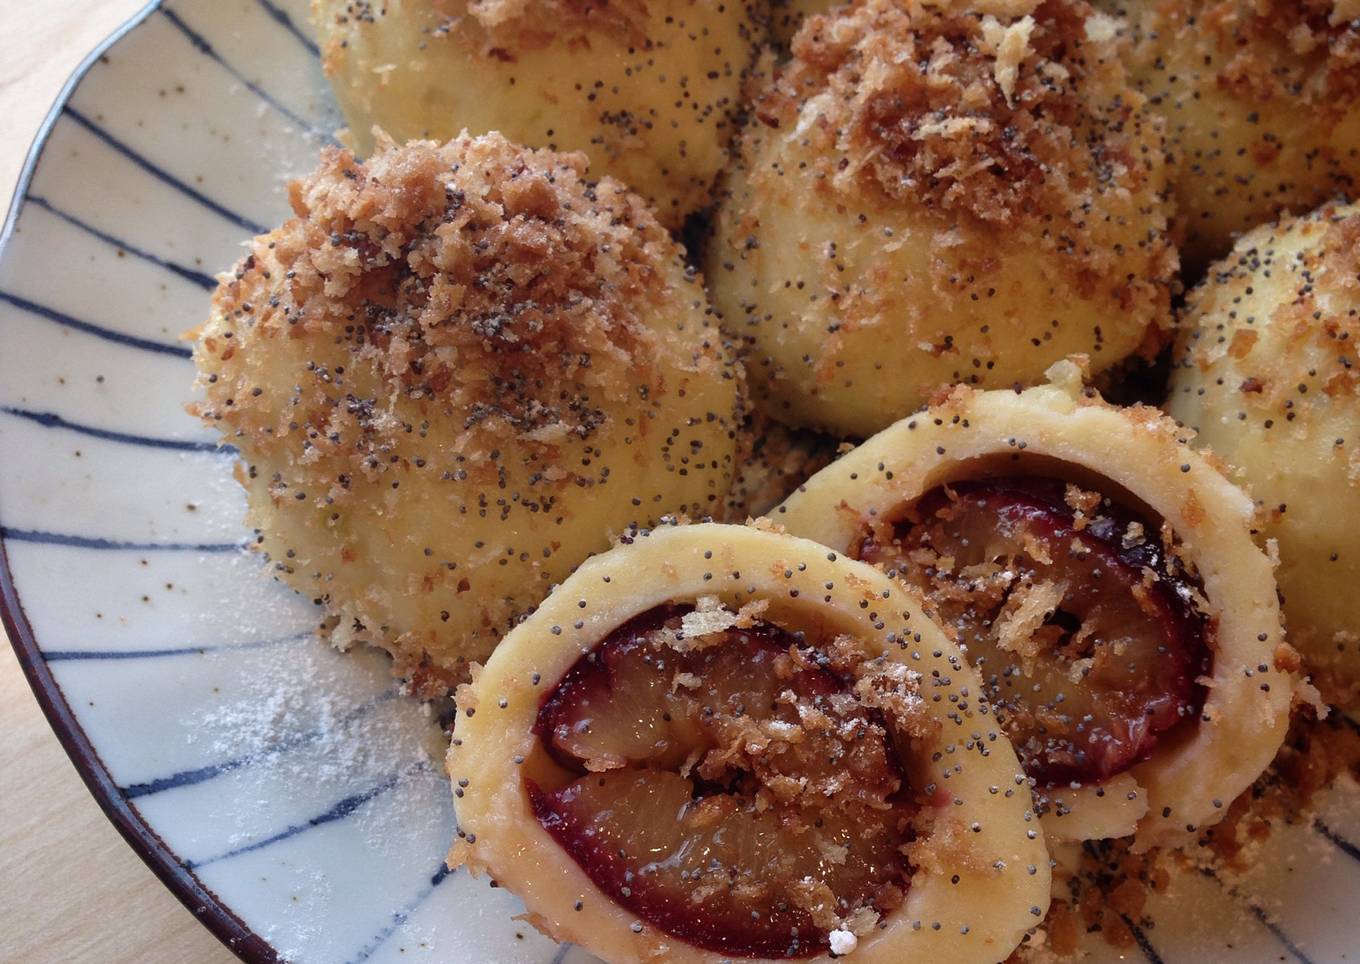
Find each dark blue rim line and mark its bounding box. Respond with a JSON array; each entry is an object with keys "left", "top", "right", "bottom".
[
  {"left": 0, "top": 289, "right": 193, "bottom": 358},
  {"left": 255, "top": 0, "right": 321, "bottom": 58},
  {"left": 1199, "top": 868, "right": 1313, "bottom": 964},
  {"left": 122, "top": 688, "right": 397, "bottom": 800},
  {"left": 1, "top": 406, "right": 230, "bottom": 454},
  {"left": 1119, "top": 914, "right": 1165, "bottom": 964},
  {"left": 0, "top": 4, "right": 281, "bottom": 960},
  {"left": 23, "top": 195, "right": 217, "bottom": 290},
  {"left": 549, "top": 944, "right": 574, "bottom": 964},
  {"left": 0, "top": 527, "right": 245, "bottom": 552},
  {"left": 1315, "top": 819, "right": 1360, "bottom": 862},
  {"left": 347, "top": 863, "right": 456, "bottom": 964},
  {"left": 1239, "top": 905, "right": 1313, "bottom": 964},
  {"left": 62, "top": 105, "right": 268, "bottom": 235},
  {"left": 42, "top": 630, "right": 308, "bottom": 663},
  {"left": 183, "top": 763, "right": 427, "bottom": 870},
  {"left": 158, "top": 8, "right": 336, "bottom": 145}
]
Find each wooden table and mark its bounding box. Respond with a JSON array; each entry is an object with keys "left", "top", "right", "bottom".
[{"left": 0, "top": 3, "right": 238, "bottom": 961}]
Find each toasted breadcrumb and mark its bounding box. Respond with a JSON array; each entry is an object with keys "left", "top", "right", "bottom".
[
  {"left": 995, "top": 579, "right": 1069, "bottom": 674},
  {"left": 784, "top": 0, "right": 1161, "bottom": 236}
]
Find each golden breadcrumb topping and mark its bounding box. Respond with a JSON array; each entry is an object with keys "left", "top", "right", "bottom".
[
  {"left": 1166, "top": 0, "right": 1360, "bottom": 108},
  {"left": 200, "top": 133, "right": 677, "bottom": 458},
  {"left": 775, "top": 0, "right": 1156, "bottom": 227},
  {"left": 1320, "top": 208, "right": 1360, "bottom": 305}
]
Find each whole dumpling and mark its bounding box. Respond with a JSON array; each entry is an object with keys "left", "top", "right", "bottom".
[
  {"left": 312, "top": 0, "right": 764, "bottom": 227},
  {"left": 449, "top": 522, "right": 1052, "bottom": 962},
  {"left": 706, "top": 0, "right": 1178, "bottom": 438},
  {"left": 1166, "top": 201, "right": 1360, "bottom": 706},
  {"left": 191, "top": 133, "right": 743, "bottom": 692},
  {"left": 1101, "top": 0, "right": 1360, "bottom": 268}
]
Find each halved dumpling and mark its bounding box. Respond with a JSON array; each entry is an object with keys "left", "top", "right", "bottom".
[
  {"left": 449, "top": 522, "right": 1051, "bottom": 962},
  {"left": 771, "top": 367, "right": 1295, "bottom": 848}
]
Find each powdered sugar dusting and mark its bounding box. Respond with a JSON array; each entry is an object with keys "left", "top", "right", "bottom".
[{"left": 166, "top": 634, "right": 456, "bottom": 962}]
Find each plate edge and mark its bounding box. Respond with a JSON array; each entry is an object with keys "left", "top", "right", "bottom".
[{"left": 0, "top": 3, "right": 280, "bottom": 961}]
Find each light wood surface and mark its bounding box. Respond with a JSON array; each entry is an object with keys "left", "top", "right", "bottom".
[{"left": 0, "top": 2, "right": 239, "bottom": 961}]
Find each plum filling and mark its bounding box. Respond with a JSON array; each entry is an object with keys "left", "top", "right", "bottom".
[
  {"left": 528, "top": 606, "right": 916, "bottom": 958},
  {"left": 858, "top": 478, "right": 1209, "bottom": 789}
]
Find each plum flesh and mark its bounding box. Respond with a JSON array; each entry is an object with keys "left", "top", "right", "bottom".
[
  {"left": 858, "top": 478, "right": 1208, "bottom": 788},
  {"left": 530, "top": 608, "right": 914, "bottom": 957}
]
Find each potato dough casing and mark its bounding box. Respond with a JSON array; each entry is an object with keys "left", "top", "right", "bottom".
[
  {"left": 1100, "top": 0, "right": 1360, "bottom": 268},
  {"left": 706, "top": 0, "right": 1177, "bottom": 437},
  {"left": 312, "top": 0, "right": 763, "bottom": 226},
  {"left": 449, "top": 522, "right": 1051, "bottom": 963},
  {"left": 1167, "top": 202, "right": 1360, "bottom": 708},
  {"left": 191, "top": 134, "right": 741, "bottom": 690},
  {"left": 770, "top": 372, "right": 1294, "bottom": 848},
  {"left": 769, "top": 0, "right": 835, "bottom": 46}
]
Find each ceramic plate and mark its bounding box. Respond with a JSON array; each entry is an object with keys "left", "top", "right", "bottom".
[{"left": 1, "top": 2, "right": 1357, "bottom": 962}]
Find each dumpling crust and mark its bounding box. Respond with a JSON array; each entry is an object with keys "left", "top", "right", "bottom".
[
  {"left": 312, "top": 0, "right": 765, "bottom": 226},
  {"left": 1100, "top": 0, "right": 1360, "bottom": 267}
]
